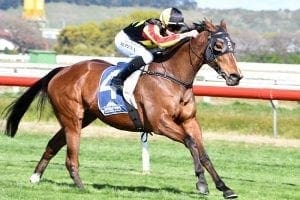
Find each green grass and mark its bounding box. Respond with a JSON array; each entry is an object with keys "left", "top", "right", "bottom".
[{"left": 0, "top": 133, "right": 299, "bottom": 200}]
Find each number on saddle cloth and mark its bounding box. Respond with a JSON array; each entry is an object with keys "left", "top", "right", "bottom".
[
  {"left": 97, "top": 62, "right": 144, "bottom": 131},
  {"left": 97, "top": 62, "right": 128, "bottom": 116}
]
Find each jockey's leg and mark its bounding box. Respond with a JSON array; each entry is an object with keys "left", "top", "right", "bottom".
[
  {"left": 111, "top": 56, "right": 146, "bottom": 88},
  {"left": 112, "top": 32, "right": 153, "bottom": 89}
]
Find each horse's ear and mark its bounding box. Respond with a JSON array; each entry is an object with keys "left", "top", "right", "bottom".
[
  {"left": 220, "top": 19, "right": 227, "bottom": 31},
  {"left": 202, "top": 18, "right": 216, "bottom": 32}
]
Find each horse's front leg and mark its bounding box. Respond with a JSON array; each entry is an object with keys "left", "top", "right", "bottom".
[
  {"left": 200, "top": 148, "right": 237, "bottom": 199},
  {"left": 156, "top": 114, "right": 208, "bottom": 194},
  {"left": 183, "top": 134, "right": 209, "bottom": 195},
  {"left": 183, "top": 119, "right": 237, "bottom": 199}
]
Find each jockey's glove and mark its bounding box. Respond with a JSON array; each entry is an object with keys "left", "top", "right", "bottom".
[{"left": 180, "top": 30, "right": 199, "bottom": 39}]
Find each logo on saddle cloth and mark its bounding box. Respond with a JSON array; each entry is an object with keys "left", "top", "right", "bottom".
[{"left": 97, "top": 62, "right": 142, "bottom": 116}]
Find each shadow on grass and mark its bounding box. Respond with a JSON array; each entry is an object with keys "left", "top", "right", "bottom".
[
  {"left": 92, "top": 183, "right": 184, "bottom": 194},
  {"left": 92, "top": 183, "right": 211, "bottom": 198},
  {"left": 43, "top": 179, "right": 75, "bottom": 188},
  {"left": 223, "top": 176, "right": 298, "bottom": 187},
  {"left": 42, "top": 179, "right": 207, "bottom": 198}
]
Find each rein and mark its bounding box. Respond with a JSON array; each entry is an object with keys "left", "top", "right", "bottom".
[
  {"left": 188, "top": 38, "right": 202, "bottom": 70},
  {"left": 141, "top": 37, "right": 205, "bottom": 89},
  {"left": 141, "top": 69, "right": 193, "bottom": 89}
]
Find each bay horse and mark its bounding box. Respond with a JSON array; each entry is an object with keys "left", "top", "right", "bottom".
[{"left": 4, "top": 20, "right": 242, "bottom": 199}]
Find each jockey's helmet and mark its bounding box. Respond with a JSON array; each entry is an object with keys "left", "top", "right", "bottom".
[{"left": 159, "top": 7, "right": 185, "bottom": 28}]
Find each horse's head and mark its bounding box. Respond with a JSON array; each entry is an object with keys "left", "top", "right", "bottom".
[{"left": 196, "top": 20, "right": 243, "bottom": 86}]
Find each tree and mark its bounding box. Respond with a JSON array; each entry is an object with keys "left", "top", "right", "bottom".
[
  {"left": 55, "top": 10, "right": 159, "bottom": 56},
  {"left": 0, "top": 14, "right": 46, "bottom": 52}
]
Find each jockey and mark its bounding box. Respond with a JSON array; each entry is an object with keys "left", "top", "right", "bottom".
[{"left": 111, "top": 7, "right": 199, "bottom": 88}]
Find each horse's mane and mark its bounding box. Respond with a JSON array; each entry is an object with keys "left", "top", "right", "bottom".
[{"left": 152, "top": 37, "right": 190, "bottom": 63}]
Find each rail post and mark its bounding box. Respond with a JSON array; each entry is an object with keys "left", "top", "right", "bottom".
[
  {"left": 270, "top": 100, "right": 278, "bottom": 137},
  {"left": 141, "top": 133, "right": 150, "bottom": 174}
]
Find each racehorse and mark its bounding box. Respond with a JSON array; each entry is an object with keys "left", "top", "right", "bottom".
[{"left": 4, "top": 19, "right": 242, "bottom": 199}]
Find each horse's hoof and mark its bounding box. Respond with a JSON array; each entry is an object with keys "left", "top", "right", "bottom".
[
  {"left": 74, "top": 179, "right": 84, "bottom": 189},
  {"left": 223, "top": 189, "right": 238, "bottom": 199},
  {"left": 77, "top": 185, "right": 85, "bottom": 189},
  {"left": 196, "top": 182, "right": 209, "bottom": 195},
  {"left": 29, "top": 173, "right": 41, "bottom": 184}
]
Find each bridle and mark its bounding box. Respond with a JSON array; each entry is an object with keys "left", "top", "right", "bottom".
[
  {"left": 189, "top": 29, "right": 235, "bottom": 66},
  {"left": 189, "top": 29, "right": 236, "bottom": 79},
  {"left": 204, "top": 31, "right": 235, "bottom": 63},
  {"left": 143, "top": 28, "right": 236, "bottom": 89}
]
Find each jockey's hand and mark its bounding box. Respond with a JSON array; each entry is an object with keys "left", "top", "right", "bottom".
[
  {"left": 187, "top": 30, "right": 199, "bottom": 38},
  {"left": 180, "top": 30, "right": 199, "bottom": 39}
]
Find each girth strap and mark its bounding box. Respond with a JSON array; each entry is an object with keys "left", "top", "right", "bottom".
[
  {"left": 124, "top": 101, "right": 144, "bottom": 132},
  {"left": 124, "top": 101, "right": 152, "bottom": 142}
]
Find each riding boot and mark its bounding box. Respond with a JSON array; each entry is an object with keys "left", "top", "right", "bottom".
[{"left": 111, "top": 56, "right": 146, "bottom": 88}]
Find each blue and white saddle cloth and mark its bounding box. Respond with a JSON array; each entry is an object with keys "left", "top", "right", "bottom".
[{"left": 97, "top": 62, "right": 143, "bottom": 116}]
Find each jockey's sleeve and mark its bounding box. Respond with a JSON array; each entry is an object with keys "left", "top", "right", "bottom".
[
  {"left": 166, "top": 29, "right": 175, "bottom": 35},
  {"left": 142, "top": 24, "right": 181, "bottom": 48}
]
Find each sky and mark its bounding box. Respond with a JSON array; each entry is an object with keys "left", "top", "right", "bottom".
[{"left": 196, "top": 0, "right": 300, "bottom": 11}]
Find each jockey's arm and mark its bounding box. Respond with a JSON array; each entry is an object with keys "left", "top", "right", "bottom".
[
  {"left": 143, "top": 24, "right": 199, "bottom": 49},
  {"left": 142, "top": 24, "right": 182, "bottom": 48},
  {"left": 166, "top": 29, "right": 175, "bottom": 35}
]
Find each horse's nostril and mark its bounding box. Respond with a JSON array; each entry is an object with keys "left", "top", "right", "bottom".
[{"left": 229, "top": 73, "right": 242, "bottom": 81}]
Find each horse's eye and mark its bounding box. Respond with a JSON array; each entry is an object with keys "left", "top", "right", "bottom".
[
  {"left": 213, "top": 38, "right": 225, "bottom": 52},
  {"left": 215, "top": 43, "right": 223, "bottom": 51},
  {"left": 213, "top": 42, "right": 224, "bottom": 52}
]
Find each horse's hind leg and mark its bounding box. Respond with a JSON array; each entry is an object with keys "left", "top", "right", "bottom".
[
  {"left": 30, "top": 129, "right": 66, "bottom": 183},
  {"left": 30, "top": 111, "right": 96, "bottom": 185},
  {"left": 30, "top": 122, "right": 83, "bottom": 188},
  {"left": 60, "top": 110, "right": 98, "bottom": 188},
  {"left": 63, "top": 124, "right": 83, "bottom": 188}
]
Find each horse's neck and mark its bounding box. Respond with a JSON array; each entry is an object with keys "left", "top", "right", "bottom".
[{"left": 160, "top": 33, "right": 208, "bottom": 84}]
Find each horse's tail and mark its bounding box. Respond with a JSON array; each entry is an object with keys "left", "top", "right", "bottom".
[{"left": 3, "top": 67, "right": 63, "bottom": 137}]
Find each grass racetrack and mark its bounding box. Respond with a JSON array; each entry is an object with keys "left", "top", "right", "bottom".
[{"left": 0, "top": 128, "right": 299, "bottom": 200}]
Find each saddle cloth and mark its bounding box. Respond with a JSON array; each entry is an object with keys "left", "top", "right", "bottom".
[{"left": 97, "top": 62, "right": 144, "bottom": 116}]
